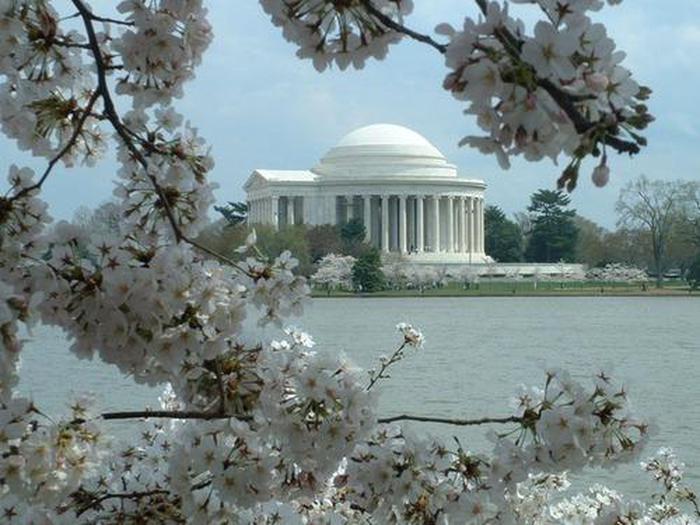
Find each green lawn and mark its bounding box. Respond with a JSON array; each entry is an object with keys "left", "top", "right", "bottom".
[{"left": 311, "top": 281, "right": 697, "bottom": 298}]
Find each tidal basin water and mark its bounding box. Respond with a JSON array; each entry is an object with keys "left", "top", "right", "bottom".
[{"left": 18, "top": 296, "right": 700, "bottom": 497}]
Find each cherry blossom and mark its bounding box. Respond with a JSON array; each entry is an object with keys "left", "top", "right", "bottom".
[
  {"left": 311, "top": 253, "right": 356, "bottom": 292},
  {"left": 260, "top": 0, "right": 414, "bottom": 71},
  {"left": 0, "top": 1, "right": 694, "bottom": 524}
]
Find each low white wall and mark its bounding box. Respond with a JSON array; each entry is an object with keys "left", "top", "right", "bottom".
[{"left": 383, "top": 256, "right": 587, "bottom": 278}]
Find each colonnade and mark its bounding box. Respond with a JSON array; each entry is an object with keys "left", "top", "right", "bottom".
[
  {"left": 248, "top": 196, "right": 303, "bottom": 228},
  {"left": 248, "top": 193, "right": 485, "bottom": 255},
  {"left": 356, "top": 194, "right": 484, "bottom": 255}
]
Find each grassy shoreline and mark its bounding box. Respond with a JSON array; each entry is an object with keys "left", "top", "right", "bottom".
[{"left": 311, "top": 283, "right": 698, "bottom": 298}]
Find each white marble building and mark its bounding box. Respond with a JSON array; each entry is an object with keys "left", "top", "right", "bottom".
[{"left": 244, "top": 124, "right": 489, "bottom": 264}]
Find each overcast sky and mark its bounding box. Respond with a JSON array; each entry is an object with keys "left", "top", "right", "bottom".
[{"left": 2, "top": 1, "right": 699, "bottom": 229}]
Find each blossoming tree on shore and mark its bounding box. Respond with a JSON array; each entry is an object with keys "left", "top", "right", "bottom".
[
  {"left": 1, "top": 0, "right": 698, "bottom": 523},
  {"left": 311, "top": 253, "right": 356, "bottom": 293}
]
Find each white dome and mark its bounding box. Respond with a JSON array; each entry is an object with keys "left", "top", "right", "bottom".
[
  {"left": 314, "top": 124, "right": 456, "bottom": 179},
  {"left": 335, "top": 124, "right": 444, "bottom": 157}
]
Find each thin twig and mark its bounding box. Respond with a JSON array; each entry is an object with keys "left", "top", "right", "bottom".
[
  {"left": 378, "top": 414, "right": 522, "bottom": 426},
  {"left": 366, "top": 341, "right": 407, "bottom": 391},
  {"left": 10, "top": 89, "right": 100, "bottom": 202},
  {"left": 89, "top": 14, "right": 134, "bottom": 26},
  {"left": 360, "top": 0, "right": 447, "bottom": 54},
  {"left": 76, "top": 489, "right": 170, "bottom": 516}
]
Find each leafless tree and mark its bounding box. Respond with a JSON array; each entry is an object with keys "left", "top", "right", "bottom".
[
  {"left": 616, "top": 176, "right": 689, "bottom": 287},
  {"left": 681, "top": 181, "right": 700, "bottom": 248}
]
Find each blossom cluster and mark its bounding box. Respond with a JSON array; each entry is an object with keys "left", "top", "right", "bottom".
[
  {"left": 440, "top": 0, "right": 652, "bottom": 188},
  {"left": 0, "top": 1, "right": 104, "bottom": 164},
  {"left": 586, "top": 262, "right": 649, "bottom": 283},
  {"left": 341, "top": 368, "right": 657, "bottom": 523},
  {"left": 311, "top": 253, "right": 356, "bottom": 292},
  {"left": 260, "top": 0, "right": 414, "bottom": 71},
  {"left": 0, "top": 397, "right": 106, "bottom": 522},
  {"left": 113, "top": 0, "right": 213, "bottom": 107}
]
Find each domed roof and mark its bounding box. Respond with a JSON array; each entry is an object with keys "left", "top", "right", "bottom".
[
  {"left": 335, "top": 124, "right": 444, "bottom": 157},
  {"left": 314, "top": 124, "right": 456, "bottom": 179}
]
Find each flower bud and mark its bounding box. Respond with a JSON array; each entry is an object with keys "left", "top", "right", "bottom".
[{"left": 592, "top": 165, "right": 610, "bottom": 187}]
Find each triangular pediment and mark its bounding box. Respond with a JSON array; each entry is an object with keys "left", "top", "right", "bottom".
[{"left": 243, "top": 170, "right": 268, "bottom": 192}]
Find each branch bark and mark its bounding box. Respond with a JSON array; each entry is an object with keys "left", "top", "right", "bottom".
[
  {"left": 100, "top": 408, "right": 519, "bottom": 428},
  {"left": 378, "top": 414, "right": 522, "bottom": 426},
  {"left": 361, "top": 1, "right": 447, "bottom": 53},
  {"left": 101, "top": 409, "right": 252, "bottom": 421}
]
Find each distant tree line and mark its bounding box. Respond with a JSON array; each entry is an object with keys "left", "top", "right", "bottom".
[
  {"left": 484, "top": 177, "right": 700, "bottom": 287},
  {"left": 71, "top": 176, "right": 700, "bottom": 289}
]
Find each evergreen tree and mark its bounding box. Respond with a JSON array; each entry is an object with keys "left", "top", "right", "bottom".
[
  {"left": 525, "top": 190, "right": 579, "bottom": 263},
  {"left": 484, "top": 205, "right": 523, "bottom": 262},
  {"left": 214, "top": 201, "right": 248, "bottom": 226},
  {"left": 352, "top": 248, "right": 385, "bottom": 292}
]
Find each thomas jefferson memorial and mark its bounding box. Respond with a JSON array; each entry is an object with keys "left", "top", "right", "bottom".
[{"left": 244, "top": 124, "right": 488, "bottom": 264}]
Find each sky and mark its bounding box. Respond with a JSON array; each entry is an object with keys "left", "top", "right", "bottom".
[{"left": 2, "top": 0, "right": 700, "bottom": 229}]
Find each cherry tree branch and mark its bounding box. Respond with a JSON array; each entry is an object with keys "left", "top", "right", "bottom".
[
  {"left": 471, "top": 0, "right": 640, "bottom": 157},
  {"left": 362, "top": 0, "right": 641, "bottom": 157},
  {"left": 366, "top": 341, "right": 407, "bottom": 391},
  {"left": 76, "top": 489, "right": 170, "bottom": 516},
  {"left": 100, "top": 408, "right": 519, "bottom": 428},
  {"left": 378, "top": 414, "right": 522, "bottom": 426},
  {"left": 88, "top": 13, "right": 134, "bottom": 26},
  {"left": 71, "top": 0, "right": 254, "bottom": 276},
  {"left": 100, "top": 410, "right": 252, "bottom": 421},
  {"left": 9, "top": 89, "right": 100, "bottom": 202},
  {"left": 361, "top": 0, "right": 447, "bottom": 53},
  {"left": 72, "top": 0, "right": 185, "bottom": 241}
]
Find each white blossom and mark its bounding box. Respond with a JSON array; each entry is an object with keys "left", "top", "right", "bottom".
[
  {"left": 260, "top": 0, "right": 413, "bottom": 71},
  {"left": 0, "top": 2, "right": 688, "bottom": 523}
]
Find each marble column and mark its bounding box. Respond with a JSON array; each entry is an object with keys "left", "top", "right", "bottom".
[
  {"left": 381, "top": 195, "right": 390, "bottom": 253},
  {"left": 301, "top": 196, "right": 310, "bottom": 224},
  {"left": 466, "top": 197, "right": 473, "bottom": 253},
  {"left": 271, "top": 196, "right": 279, "bottom": 230},
  {"left": 286, "top": 197, "right": 294, "bottom": 227},
  {"left": 416, "top": 196, "right": 424, "bottom": 252},
  {"left": 327, "top": 195, "right": 335, "bottom": 225},
  {"left": 478, "top": 198, "right": 484, "bottom": 253},
  {"left": 346, "top": 195, "right": 354, "bottom": 222},
  {"left": 447, "top": 196, "right": 454, "bottom": 253},
  {"left": 399, "top": 195, "right": 407, "bottom": 253},
  {"left": 473, "top": 198, "right": 479, "bottom": 253},
  {"left": 363, "top": 195, "right": 372, "bottom": 243},
  {"left": 432, "top": 195, "right": 440, "bottom": 252},
  {"left": 459, "top": 197, "right": 466, "bottom": 253}
]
